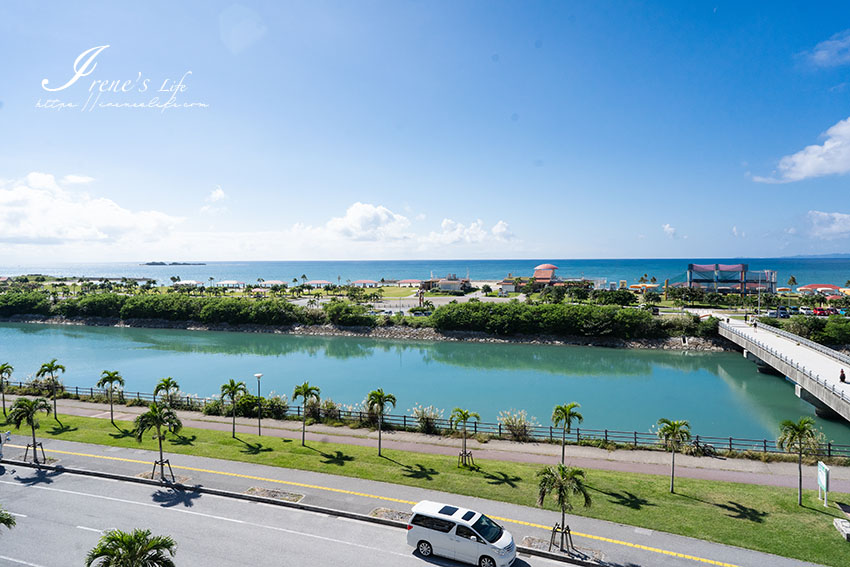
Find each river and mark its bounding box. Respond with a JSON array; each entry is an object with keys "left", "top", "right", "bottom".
[{"left": 2, "top": 322, "right": 849, "bottom": 444}]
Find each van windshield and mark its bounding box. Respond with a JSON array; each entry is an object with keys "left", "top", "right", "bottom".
[{"left": 472, "top": 514, "right": 503, "bottom": 543}]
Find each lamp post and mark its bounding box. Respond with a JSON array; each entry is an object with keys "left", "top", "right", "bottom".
[{"left": 254, "top": 373, "right": 263, "bottom": 436}]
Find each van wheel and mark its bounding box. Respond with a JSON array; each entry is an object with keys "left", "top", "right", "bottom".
[
  {"left": 417, "top": 541, "right": 433, "bottom": 557},
  {"left": 479, "top": 556, "right": 496, "bottom": 567}
]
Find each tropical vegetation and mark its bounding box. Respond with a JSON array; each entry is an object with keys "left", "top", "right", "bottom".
[
  {"left": 449, "top": 407, "right": 480, "bottom": 467},
  {"left": 96, "top": 370, "right": 124, "bottom": 425},
  {"left": 133, "top": 402, "right": 183, "bottom": 481},
  {"left": 656, "top": 418, "right": 691, "bottom": 493},
  {"left": 35, "top": 358, "right": 65, "bottom": 420},
  {"left": 536, "top": 464, "right": 592, "bottom": 551},
  {"left": 778, "top": 417, "right": 820, "bottom": 506},
  {"left": 8, "top": 397, "right": 52, "bottom": 464},
  {"left": 293, "top": 381, "right": 321, "bottom": 446},
  {"left": 86, "top": 528, "right": 177, "bottom": 567},
  {"left": 552, "top": 402, "right": 583, "bottom": 464},
  {"left": 220, "top": 379, "right": 248, "bottom": 438},
  {"left": 366, "top": 388, "right": 396, "bottom": 456}
]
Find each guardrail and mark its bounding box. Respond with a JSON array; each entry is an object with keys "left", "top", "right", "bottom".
[
  {"left": 719, "top": 322, "right": 850, "bottom": 405},
  {"left": 755, "top": 320, "right": 850, "bottom": 367},
  {"left": 7, "top": 378, "right": 850, "bottom": 459}
]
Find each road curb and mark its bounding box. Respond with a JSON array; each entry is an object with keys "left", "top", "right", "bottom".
[{"left": 1, "top": 458, "right": 596, "bottom": 565}]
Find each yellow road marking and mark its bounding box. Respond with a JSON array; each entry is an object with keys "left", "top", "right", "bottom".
[{"left": 5, "top": 444, "right": 739, "bottom": 566}]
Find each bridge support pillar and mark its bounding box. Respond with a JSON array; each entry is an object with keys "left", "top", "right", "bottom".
[{"left": 796, "top": 385, "right": 842, "bottom": 420}]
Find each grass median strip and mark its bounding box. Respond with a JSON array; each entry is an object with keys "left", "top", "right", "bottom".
[{"left": 8, "top": 414, "right": 849, "bottom": 567}]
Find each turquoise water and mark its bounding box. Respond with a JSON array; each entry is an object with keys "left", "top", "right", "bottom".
[
  {"left": 2, "top": 322, "right": 849, "bottom": 444},
  {"left": 2, "top": 257, "right": 849, "bottom": 288}
]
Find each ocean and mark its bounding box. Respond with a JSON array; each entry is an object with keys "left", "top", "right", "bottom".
[{"left": 1, "top": 258, "right": 849, "bottom": 287}]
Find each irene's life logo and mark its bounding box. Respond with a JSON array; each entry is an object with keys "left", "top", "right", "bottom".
[{"left": 37, "top": 45, "right": 208, "bottom": 112}]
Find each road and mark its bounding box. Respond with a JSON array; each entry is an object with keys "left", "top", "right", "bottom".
[
  {"left": 0, "top": 471, "right": 562, "bottom": 567},
  {"left": 0, "top": 438, "right": 820, "bottom": 567}
]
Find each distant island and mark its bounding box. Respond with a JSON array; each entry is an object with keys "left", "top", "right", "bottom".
[{"left": 141, "top": 262, "right": 206, "bottom": 266}]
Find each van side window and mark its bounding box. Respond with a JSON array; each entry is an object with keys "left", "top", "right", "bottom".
[
  {"left": 456, "top": 525, "right": 478, "bottom": 540},
  {"left": 411, "top": 514, "right": 455, "bottom": 533}
]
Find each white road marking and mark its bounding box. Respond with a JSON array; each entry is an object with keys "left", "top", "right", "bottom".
[
  {"left": 1, "top": 480, "right": 412, "bottom": 559},
  {"left": 0, "top": 555, "right": 48, "bottom": 567},
  {"left": 76, "top": 525, "right": 103, "bottom": 533},
  {"left": 9, "top": 512, "right": 27, "bottom": 518}
]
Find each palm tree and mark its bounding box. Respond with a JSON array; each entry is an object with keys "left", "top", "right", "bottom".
[
  {"left": 8, "top": 397, "right": 51, "bottom": 464},
  {"left": 220, "top": 379, "right": 248, "bottom": 438},
  {"left": 552, "top": 402, "right": 583, "bottom": 465},
  {"left": 778, "top": 417, "right": 819, "bottom": 506},
  {"left": 787, "top": 275, "right": 797, "bottom": 287},
  {"left": 536, "top": 464, "right": 592, "bottom": 551},
  {"left": 153, "top": 377, "right": 180, "bottom": 406},
  {"left": 449, "top": 408, "right": 480, "bottom": 467},
  {"left": 134, "top": 403, "right": 182, "bottom": 481},
  {"left": 97, "top": 370, "right": 125, "bottom": 425},
  {"left": 0, "top": 362, "right": 13, "bottom": 417},
  {"left": 366, "top": 388, "right": 396, "bottom": 456},
  {"left": 293, "top": 381, "right": 321, "bottom": 446},
  {"left": 86, "top": 528, "right": 176, "bottom": 567},
  {"left": 36, "top": 358, "right": 65, "bottom": 421},
  {"left": 656, "top": 418, "right": 691, "bottom": 493},
  {"left": 0, "top": 506, "right": 16, "bottom": 531}
]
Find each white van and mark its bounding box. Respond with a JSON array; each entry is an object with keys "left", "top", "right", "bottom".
[{"left": 406, "top": 500, "right": 516, "bottom": 567}]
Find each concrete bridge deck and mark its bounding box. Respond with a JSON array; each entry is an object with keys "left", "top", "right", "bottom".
[{"left": 718, "top": 318, "right": 850, "bottom": 422}]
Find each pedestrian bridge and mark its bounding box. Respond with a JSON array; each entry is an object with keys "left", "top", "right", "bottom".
[{"left": 718, "top": 320, "right": 850, "bottom": 423}]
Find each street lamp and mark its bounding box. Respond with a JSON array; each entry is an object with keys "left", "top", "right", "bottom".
[{"left": 254, "top": 373, "right": 263, "bottom": 436}]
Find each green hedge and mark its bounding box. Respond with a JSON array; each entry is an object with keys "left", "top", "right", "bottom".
[{"left": 0, "top": 290, "right": 720, "bottom": 340}]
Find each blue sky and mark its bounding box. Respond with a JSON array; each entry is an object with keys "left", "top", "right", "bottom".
[{"left": 2, "top": 1, "right": 850, "bottom": 262}]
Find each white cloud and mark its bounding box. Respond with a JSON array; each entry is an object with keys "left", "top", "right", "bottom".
[
  {"left": 731, "top": 226, "right": 745, "bottom": 238},
  {"left": 662, "top": 223, "right": 677, "bottom": 238},
  {"left": 0, "top": 180, "right": 520, "bottom": 262},
  {"left": 807, "top": 210, "right": 850, "bottom": 239},
  {"left": 491, "top": 220, "right": 514, "bottom": 240},
  {"left": 324, "top": 202, "right": 411, "bottom": 241},
  {"left": 207, "top": 186, "right": 226, "bottom": 202},
  {"left": 754, "top": 116, "right": 850, "bottom": 183},
  {"left": 200, "top": 185, "right": 228, "bottom": 215},
  {"left": 61, "top": 174, "right": 95, "bottom": 185},
  {"left": 805, "top": 30, "right": 850, "bottom": 67},
  {"left": 0, "top": 173, "right": 181, "bottom": 246}
]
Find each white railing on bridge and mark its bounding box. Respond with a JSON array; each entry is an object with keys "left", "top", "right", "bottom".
[
  {"left": 719, "top": 322, "right": 850, "bottom": 405},
  {"left": 753, "top": 320, "right": 850, "bottom": 368}
]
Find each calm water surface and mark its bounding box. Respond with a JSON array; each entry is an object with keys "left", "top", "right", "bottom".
[{"left": 2, "top": 322, "right": 849, "bottom": 444}]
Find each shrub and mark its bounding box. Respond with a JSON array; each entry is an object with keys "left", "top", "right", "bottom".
[
  {"left": 320, "top": 398, "right": 341, "bottom": 421},
  {"left": 410, "top": 404, "right": 444, "bottom": 434},
  {"left": 498, "top": 409, "right": 539, "bottom": 442},
  {"left": 203, "top": 399, "right": 224, "bottom": 416},
  {"left": 304, "top": 397, "right": 321, "bottom": 420},
  {"left": 265, "top": 394, "right": 290, "bottom": 420},
  {"left": 0, "top": 291, "right": 52, "bottom": 316}
]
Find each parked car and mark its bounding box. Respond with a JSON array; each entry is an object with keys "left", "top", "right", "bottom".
[
  {"left": 407, "top": 500, "right": 516, "bottom": 567},
  {"left": 766, "top": 310, "right": 778, "bottom": 318},
  {"left": 800, "top": 307, "right": 813, "bottom": 315},
  {"left": 777, "top": 306, "right": 789, "bottom": 318},
  {"left": 813, "top": 307, "right": 828, "bottom": 316},
  {"left": 789, "top": 306, "right": 800, "bottom": 315}
]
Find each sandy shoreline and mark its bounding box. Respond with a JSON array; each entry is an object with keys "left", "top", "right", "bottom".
[{"left": 0, "top": 314, "right": 733, "bottom": 352}]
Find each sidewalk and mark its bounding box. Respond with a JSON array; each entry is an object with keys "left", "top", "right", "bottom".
[{"left": 6, "top": 394, "right": 849, "bottom": 492}]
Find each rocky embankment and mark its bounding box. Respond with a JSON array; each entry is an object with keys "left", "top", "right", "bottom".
[{"left": 1, "top": 314, "right": 732, "bottom": 351}]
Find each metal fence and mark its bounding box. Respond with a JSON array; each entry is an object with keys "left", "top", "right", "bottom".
[{"left": 7, "top": 379, "right": 850, "bottom": 459}]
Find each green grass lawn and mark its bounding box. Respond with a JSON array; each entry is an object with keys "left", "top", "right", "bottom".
[
  {"left": 10, "top": 414, "right": 849, "bottom": 566},
  {"left": 377, "top": 286, "right": 418, "bottom": 298}
]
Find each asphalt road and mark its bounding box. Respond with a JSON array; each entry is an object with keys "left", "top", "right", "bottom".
[{"left": 0, "top": 472, "right": 563, "bottom": 567}]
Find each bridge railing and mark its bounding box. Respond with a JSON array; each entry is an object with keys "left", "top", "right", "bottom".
[
  {"left": 7, "top": 378, "right": 850, "bottom": 458},
  {"left": 755, "top": 321, "right": 850, "bottom": 368},
  {"left": 719, "top": 323, "right": 850, "bottom": 405}
]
